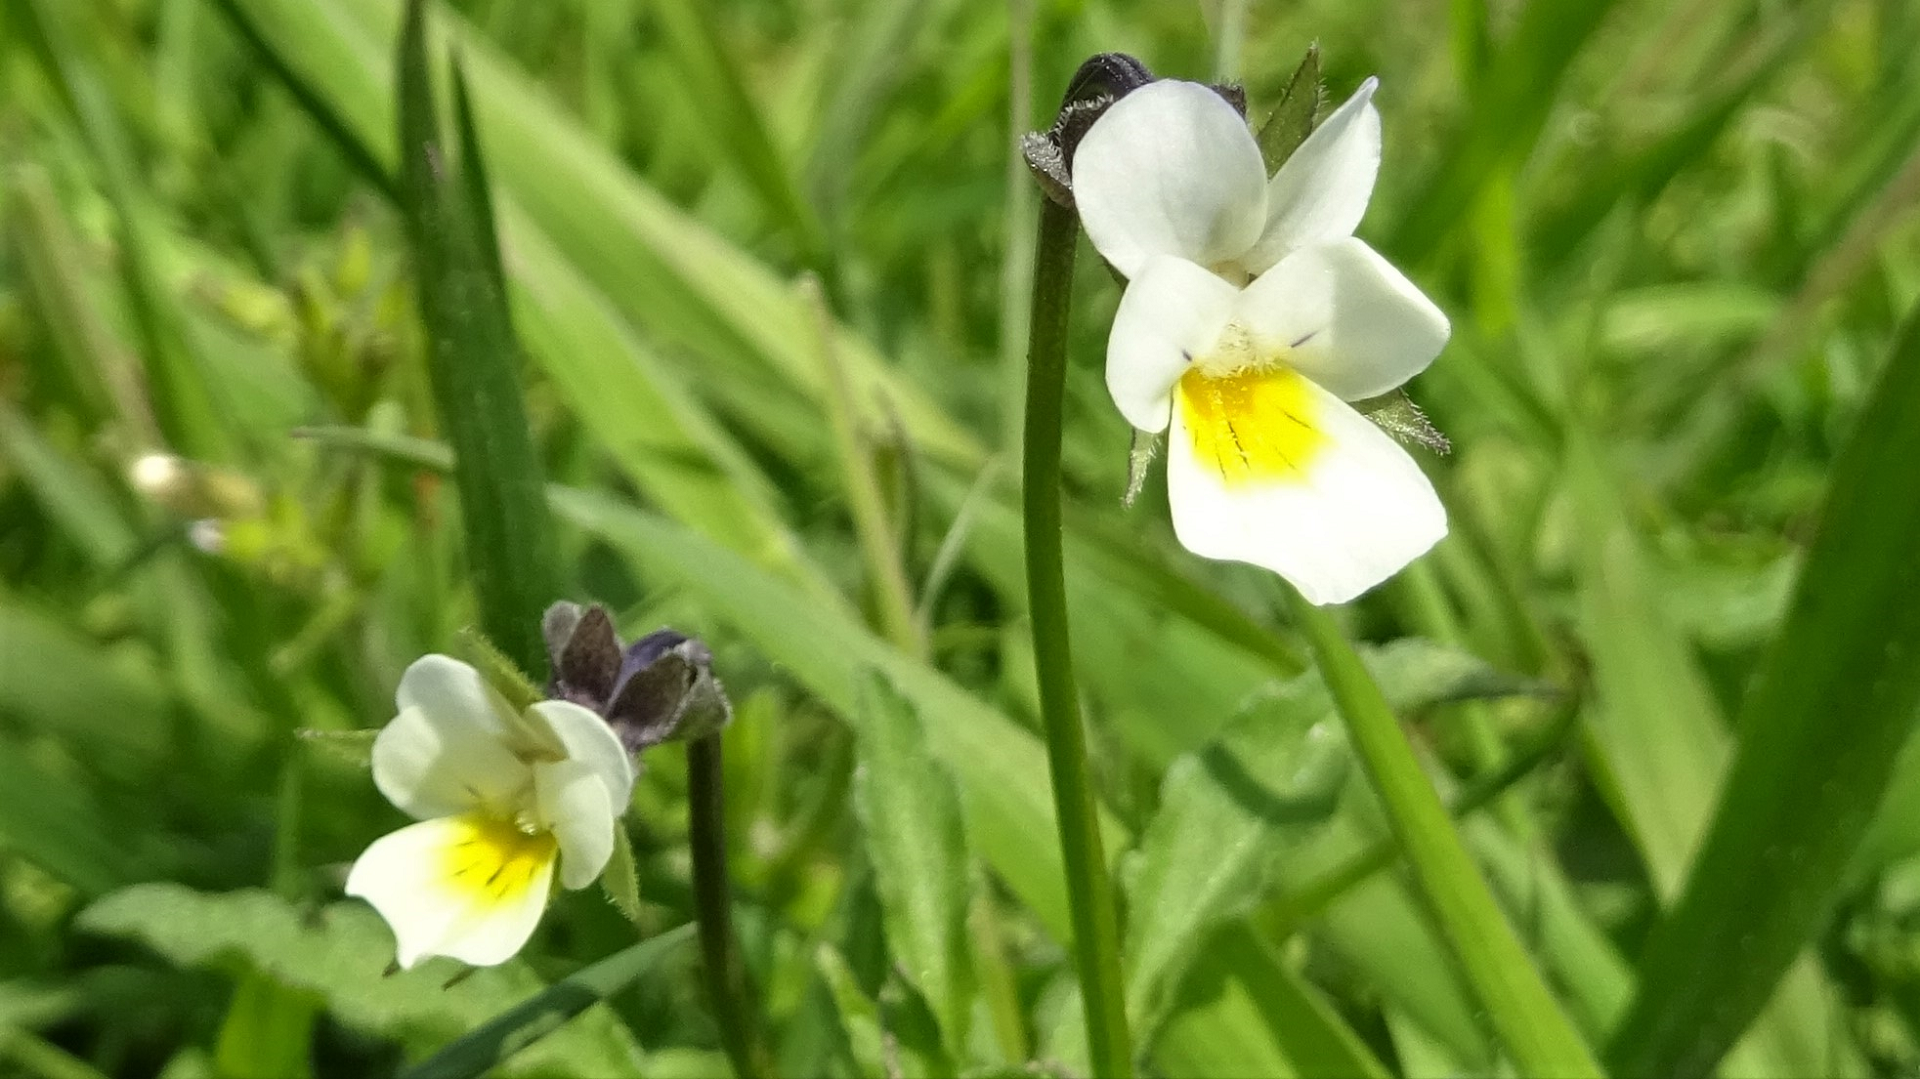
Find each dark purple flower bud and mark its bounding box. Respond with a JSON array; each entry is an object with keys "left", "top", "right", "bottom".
[{"left": 542, "top": 602, "right": 732, "bottom": 753}]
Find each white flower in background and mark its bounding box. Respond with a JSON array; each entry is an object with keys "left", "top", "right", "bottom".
[
  {"left": 346, "top": 655, "right": 635, "bottom": 969},
  {"left": 1071, "top": 78, "right": 1451, "bottom": 605}
]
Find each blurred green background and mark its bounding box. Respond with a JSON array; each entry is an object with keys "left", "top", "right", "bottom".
[{"left": 2, "top": 0, "right": 1919, "bottom": 1076}]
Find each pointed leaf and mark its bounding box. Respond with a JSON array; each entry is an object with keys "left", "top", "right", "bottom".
[
  {"left": 395, "top": 0, "right": 556, "bottom": 673},
  {"left": 852, "top": 670, "right": 975, "bottom": 1054}
]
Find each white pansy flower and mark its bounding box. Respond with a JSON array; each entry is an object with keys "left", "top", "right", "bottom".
[
  {"left": 1072, "top": 78, "right": 1451, "bottom": 605},
  {"left": 346, "top": 655, "right": 635, "bottom": 969}
]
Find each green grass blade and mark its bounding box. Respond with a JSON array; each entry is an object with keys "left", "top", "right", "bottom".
[
  {"left": 20, "top": 0, "right": 234, "bottom": 460},
  {"left": 395, "top": 0, "right": 556, "bottom": 672},
  {"left": 1285, "top": 591, "right": 1603, "bottom": 1078},
  {"left": 1567, "top": 417, "right": 1864, "bottom": 1078},
  {"left": 643, "top": 0, "right": 828, "bottom": 264},
  {"left": 399, "top": 925, "right": 696, "bottom": 1079},
  {"left": 1607, "top": 302, "right": 1920, "bottom": 1079},
  {"left": 1382, "top": 0, "right": 1617, "bottom": 266},
  {"left": 1529, "top": 6, "right": 1825, "bottom": 271},
  {"left": 207, "top": 0, "right": 399, "bottom": 197},
  {"left": 212, "top": 0, "right": 860, "bottom": 603},
  {"left": 0, "top": 733, "right": 141, "bottom": 897}
]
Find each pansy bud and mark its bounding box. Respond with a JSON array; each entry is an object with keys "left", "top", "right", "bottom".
[{"left": 543, "top": 602, "right": 733, "bottom": 752}]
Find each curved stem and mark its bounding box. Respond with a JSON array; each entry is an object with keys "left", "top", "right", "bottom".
[
  {"left": 687, "top": 734, "right": 772, "bottom": 1079},
  {"left": 1022, "top": 196, "right": 1133, "bottom": 1078},
  {"left": 1283, "top": 588, "right": 1601, "bottom": 1079}
]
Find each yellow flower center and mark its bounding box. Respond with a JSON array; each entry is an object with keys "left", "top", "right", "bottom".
[
  {"left": 439, "top": 814, "right": 558, "bottom": 904},
  {"left": 1177, "top": 359, "right": 1327, "bottom": 487}
]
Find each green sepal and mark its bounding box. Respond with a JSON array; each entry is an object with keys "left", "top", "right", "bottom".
[{"left": 1257, "top": 45, "right": 1323, "bottom": 172}]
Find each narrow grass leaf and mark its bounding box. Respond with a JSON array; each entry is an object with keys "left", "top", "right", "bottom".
[
  {"left": 0, "top": 736, "right": 140, "bottom": 897},
  {"left": 1530, "top": 8, "right": 1824, "bottom": 271},
  {"left": 1607, "top": 303, "right": 1920, "bottom": 1079},
  {"left": 1567, "top": 427, "right": 1863, "bottom": 1079},
  {"left": 816, "top": 945, "right": 888, "bottom": 1079},
  {"left": 400, "top": 926, "right": 696, "bottom": 1079},
  {"left": 214, "top": 0, "right": 853, "bottom": 601},
  {"left": 644, "top": 0, "right": 827, "bottom": 262},
  {"left": 395, "top": 0, "right": 556, "bottom": 672},
  {"left": 20, "top": 0, "right": 234, "bottom": 460},
  {"left": 1382, "top": 0, "right": 1617, "bottom": 265}
]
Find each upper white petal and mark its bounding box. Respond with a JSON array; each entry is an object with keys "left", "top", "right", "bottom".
[
  {"left": 396, "top": 654, "right": 518, "bottom": 729},
  {"left": 371, "top": 698, "right": 531, "bottom": 821},
  {"left": 534, "top": 759, "right": 617, "bottom": 890},
  {"left": 1071, "top": 80, "right": 1268, "bottom": 279},
  {"left": 345, "top": 815, "right": 556, "bottom": 969},
  {"left": 530, "top": 700, "right": 635, "bottom": 811},
  {"left": 1107, "top": 256, "right": 1239, "bottom": 432},
  {"left": 1241, "top": 78, "right": 1382, "bottom": 276},
  {"left": 1165, "top": 372, "right": 1445, "bottom": 604},
  {"left": 1234, "top": 238, "right": 1449, "bottom": 401}
]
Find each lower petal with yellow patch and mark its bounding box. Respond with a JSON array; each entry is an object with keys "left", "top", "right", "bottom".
[
  {"left": 346, "top": 812, "right": 558, "bottom": 969},
  {"left": 1166, "top": 364, "right": 1446, "bottom": 605},
  {"left": 1176, "top": 364, "right": 1329, "bottom": 486}
]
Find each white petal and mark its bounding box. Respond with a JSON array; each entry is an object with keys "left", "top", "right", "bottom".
[
  {"left": 1234, "top": 239, "right": 1450, "bottom": 401},
  {"left": 371, "top": 699, "right": 530, "bottom": 822},
  {"left": 1241, "top": 79, "right": 1382, "bottom": 275},
  {"left": 345, "top": 814, "right": 557, "bottom": 969},
  {"left": 531, "top": 700, "right": 635, "bottom": 811},
  {"left": 1071, "top": 80, "right": 1268, "bottom": 279},
  {"left": 1165, "top": 365, "right": 1446, "bottom": 604},
  {"left": 534, "top": 759, "right": 616, "bottom": 890},
  {"left": 1107, "top": 256, "right": 1239, "bottom": 432}
]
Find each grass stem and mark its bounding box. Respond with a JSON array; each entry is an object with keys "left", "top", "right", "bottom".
[{"left": 803, "top": 275, "right": 925, "bottom": 658}]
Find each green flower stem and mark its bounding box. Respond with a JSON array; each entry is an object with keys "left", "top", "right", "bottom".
[
  {"left": 687, "top": 734, "right": 772, "bottom": 1079},
  {"left": 1284, "top": 587, "right": 1602, "bottom": 1078},
  {"left": 1023, "top": 195, "right": 1133, "bottom": 1079}
]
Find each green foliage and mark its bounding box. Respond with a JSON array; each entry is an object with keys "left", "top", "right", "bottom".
[
  {"left": 1288, "top": 592, "right": 1604, "bottom": 1077},
  {"left": 1609, "top": 303, "right": 1920, "bottom": 1078},
  {"left": 400, "top": 925, "right": 696, "bottom": 1079},
  {"left": 852, "top": 672, "right": 975, "bottom": 1054},
  {"left": 395, "top": 0, "right": 556, "bottom": 673},
  {"left": 77, "top": 886, "right": 648, "bottom": 1076},
  {"left": 4, "top": 0, "right": 1919, "bottom": 1075}
]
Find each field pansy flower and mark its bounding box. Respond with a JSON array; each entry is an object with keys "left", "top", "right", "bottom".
[
  {"left": 346, "top": 655, "right": 635, "bottom": 969},
  {"left": 1071, "top": 78, "right": 1451, "bottom": 605}
]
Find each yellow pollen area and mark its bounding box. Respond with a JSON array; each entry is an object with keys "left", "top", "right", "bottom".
[
  {"left": 438, "top": 814, "right": 557, "bottom": 905},
  {"left": 1177, "top": 363, "right": 1327, "bottom": 487}
]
